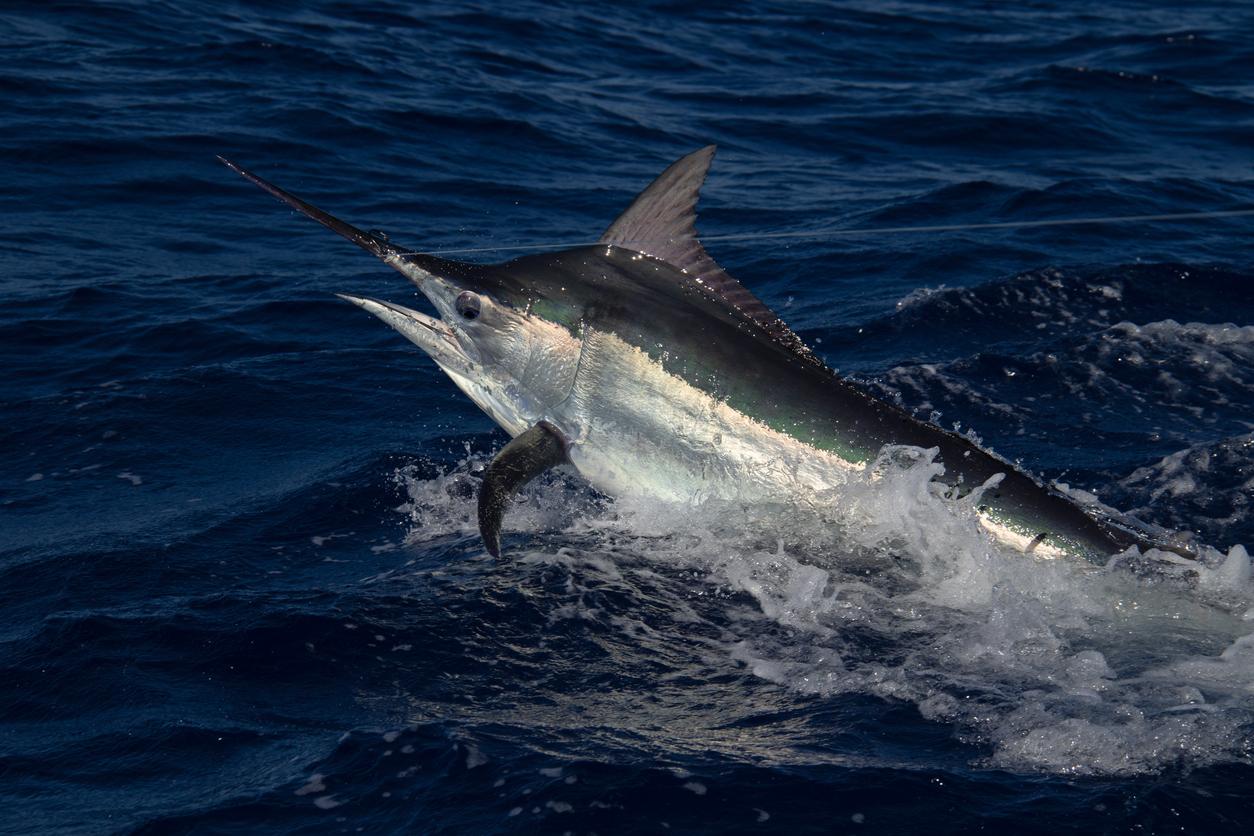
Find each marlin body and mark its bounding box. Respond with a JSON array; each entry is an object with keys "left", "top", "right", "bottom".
[{"left": 221, "top": 147, "right": 1177, "bottom": 561}]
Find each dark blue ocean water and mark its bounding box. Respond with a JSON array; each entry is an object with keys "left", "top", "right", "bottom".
[{"left": 4, "top": 1, "right": 1254, "bottom": 833}]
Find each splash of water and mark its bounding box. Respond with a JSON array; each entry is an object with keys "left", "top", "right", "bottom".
[{"left": 393, "top": 443, "right": 1254, "bottom": 776}]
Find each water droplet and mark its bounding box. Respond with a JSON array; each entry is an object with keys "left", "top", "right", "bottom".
[{"left": 368, "top": 229, "right": 389, "bottom": 243}]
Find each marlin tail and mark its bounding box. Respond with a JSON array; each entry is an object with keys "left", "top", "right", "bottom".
[{"left": 220, "top": 149, "right": 1187, "bottom": 562}]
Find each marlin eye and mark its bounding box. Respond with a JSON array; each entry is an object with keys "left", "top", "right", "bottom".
[{"left": 456, "top": 292, "right": 481, "bottom": 320}]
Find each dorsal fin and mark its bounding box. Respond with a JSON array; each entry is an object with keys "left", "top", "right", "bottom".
[{"left": 600, "top": 146, "right": 822, "bottom": 367}]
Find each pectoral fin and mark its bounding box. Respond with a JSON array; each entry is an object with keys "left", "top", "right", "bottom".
[{"left": 478, "top": 422, "right": 569, "bottom": 557}]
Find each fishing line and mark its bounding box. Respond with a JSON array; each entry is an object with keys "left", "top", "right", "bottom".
[{"left": 404, "top": 207, "right": 1254, "bottom": 257}]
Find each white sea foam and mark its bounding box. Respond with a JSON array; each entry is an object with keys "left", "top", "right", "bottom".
[
  {"left": 895, "top": 285, "right": 949, "bottom": 310},
  {"left": 1118, "top": 433, "right": 1254, "bottom": 540},
  {"left": 394, "top": 444, "right": 1254, "bottom": 776}
]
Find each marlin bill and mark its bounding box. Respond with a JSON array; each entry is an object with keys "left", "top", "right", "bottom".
[{"left": 219, "top": 147, "right": 1193, "bottom": 562}]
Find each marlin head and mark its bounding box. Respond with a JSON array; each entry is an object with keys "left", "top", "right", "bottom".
[{"left": 217, "top": 156, "right": 584, "bottom": 442}]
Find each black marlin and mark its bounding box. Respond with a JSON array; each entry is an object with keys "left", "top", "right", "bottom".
[{"left": 220, "top": 148, "right": 1185, "bottom": 561}]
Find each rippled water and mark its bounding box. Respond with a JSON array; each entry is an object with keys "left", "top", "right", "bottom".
[{"left": 4, "top": 1, "right": 1254, "bottom": 833}]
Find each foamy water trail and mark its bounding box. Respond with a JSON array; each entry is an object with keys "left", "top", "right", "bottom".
[{"left": 394, "top": 444, "right": 1254, "bottom": 776}]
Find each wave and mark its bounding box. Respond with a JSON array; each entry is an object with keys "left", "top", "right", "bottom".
[{"left": 1113, "top": 433, "right": 1254, "bottom": 545}]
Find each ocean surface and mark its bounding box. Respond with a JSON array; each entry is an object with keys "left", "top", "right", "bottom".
[{"left": 3, "top": 1, "right": 1254, "bottom": 833}]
